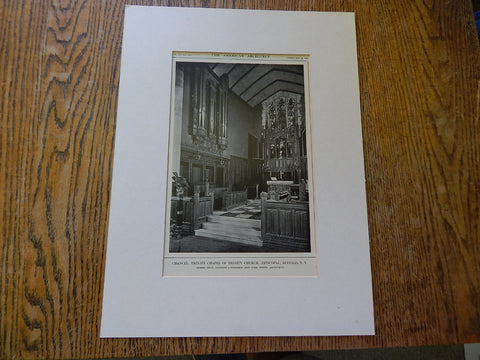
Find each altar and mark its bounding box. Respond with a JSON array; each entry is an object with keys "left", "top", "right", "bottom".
[{"left": 267, "top": 180, "right": 294, "bottom": 201}]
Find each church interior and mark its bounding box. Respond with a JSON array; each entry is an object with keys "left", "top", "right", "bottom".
[{"left": 169, "top": 60, "right": 311, "bottom": 253}]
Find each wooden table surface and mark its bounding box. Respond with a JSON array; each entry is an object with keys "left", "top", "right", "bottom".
[{"left": 1, "top": 0, "right": 480, "bottom": 359}]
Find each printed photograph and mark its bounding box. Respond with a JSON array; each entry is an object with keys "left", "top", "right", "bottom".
[{"left": 166, "top": 53, "right": 313, "bottom": 255}]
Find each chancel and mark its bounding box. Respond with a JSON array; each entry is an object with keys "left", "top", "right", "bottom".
[{"left": 169, "top": 59, "right": 311, "bottom": 253}]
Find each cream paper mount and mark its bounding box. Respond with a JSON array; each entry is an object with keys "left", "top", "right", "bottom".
[{"left": 101, "top": 6, "right": 374, "bottom": 337}]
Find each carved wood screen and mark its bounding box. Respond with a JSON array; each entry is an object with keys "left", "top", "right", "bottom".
[{"left": 261, "top": 92, "right": 306, "bottom": 181}]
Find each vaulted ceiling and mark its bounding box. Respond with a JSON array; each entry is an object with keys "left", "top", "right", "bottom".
[{"left": 209, "top": 63, "right": 304, "bottom": 108}]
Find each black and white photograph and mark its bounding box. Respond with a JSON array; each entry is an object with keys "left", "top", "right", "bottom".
[{"left": 164, "top": 52, "right": 316, "bottom": 275}]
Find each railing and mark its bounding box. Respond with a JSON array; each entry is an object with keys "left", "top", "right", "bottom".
[{"left": 222, "top": 189, "right": 247, "bottom": 210}]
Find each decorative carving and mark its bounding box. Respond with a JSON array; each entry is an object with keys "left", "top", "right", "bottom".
[
  {"left": 277, "top": 98, "right": 286, "bottom": 128},
  {"left": 287, "top": 98, "right": 295, "bottom": 128},
  {"left": 261, "top": 93, "right": 305, "bottom": 181},
  {"left": 269, "top": 102, "right": 276, "bottom": 129}
]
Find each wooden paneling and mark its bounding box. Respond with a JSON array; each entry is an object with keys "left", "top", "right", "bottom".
[
  {"left": 172, "top": 194, "right": 214, "bottom": 230},
  {"left": 230, "top": 155, "right": 249, "bottom": 186},
  {"left": 1, "top": 0, "right": 480, "bottom": 358},
  {"left": 193, "top": 193, "right": 214, "bottom": 229},
  {"left": 261, "top": 200, "right": 310, "bottom": 252}
]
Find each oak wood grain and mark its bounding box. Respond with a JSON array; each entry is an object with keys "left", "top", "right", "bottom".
[{"left": 1, "top": 0, "right": 479, "bottom": 359}]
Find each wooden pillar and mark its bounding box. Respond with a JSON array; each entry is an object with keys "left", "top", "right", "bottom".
[
  {"left": 210, "top": 192, "right": 215, "bottom": 214},
  {"left": 193, "top": 192, "right": 200, "bottom": 229},
  {"left": 260, "top": 194, "right": 267, "bottom": 241}
]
